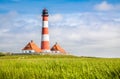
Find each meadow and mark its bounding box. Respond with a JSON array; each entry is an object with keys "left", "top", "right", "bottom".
[{"left": 0, "top": 55, "right": 120, "bottom": 79}]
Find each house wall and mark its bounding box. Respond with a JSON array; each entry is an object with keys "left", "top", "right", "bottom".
[
  {"left": 22, "top": 50, "right": 35, "bottom": 53},
  {"left": 51, "top": 51, "right": 60, "bottom": 53}
]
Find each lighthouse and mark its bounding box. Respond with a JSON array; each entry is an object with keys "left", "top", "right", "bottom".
[
  {"left": 41, "top": 8, "right": 50, "bottom": 52},
  {"left": 22, "top": 9, "right": 67, "bottom": 54}
]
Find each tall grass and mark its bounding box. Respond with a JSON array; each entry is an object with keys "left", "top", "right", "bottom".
[{"left": 0, "top": 55, "right": 120, "bottom": 79}]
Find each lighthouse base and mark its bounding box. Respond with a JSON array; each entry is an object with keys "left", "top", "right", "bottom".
[{"left": 41, "top": 50, "right": 51, "bottom": 53}]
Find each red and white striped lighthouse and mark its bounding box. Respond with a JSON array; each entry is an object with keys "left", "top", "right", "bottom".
[{"left": 41, "top": 8, "right": 50, "bottom": 52}]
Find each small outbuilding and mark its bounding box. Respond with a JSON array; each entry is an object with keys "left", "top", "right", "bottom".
[
  {"left": 22, "top": 40, "right": 41, "bottom": 53},
  {"left": 51, "top": 42, "right": 66, "bottom": 54}
]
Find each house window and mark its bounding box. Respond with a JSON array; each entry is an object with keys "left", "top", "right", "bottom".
[{"left": 29, "top": 51, "right": 32, "bottom": 53}]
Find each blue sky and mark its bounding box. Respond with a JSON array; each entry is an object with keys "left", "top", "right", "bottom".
[
  {"left": 0, "top": 0, "right": 119, "bottom": 14},
  {"left": 0, "top": 0, "right": 120, "bottom": 57}
]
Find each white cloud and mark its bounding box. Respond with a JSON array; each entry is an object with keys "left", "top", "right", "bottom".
[
  {"left": 49, "top": 14, "right": 63, "bottom": 23},
  {"left": 94, "top": 1, "right": 114, "bottom": 11},
  {"left": 0, "top": 11, "right": 120, "bottom": 57},
  {"left": 49, "top": 12, "right": 120, "bottom": 57},
  {"left": 114, "top": 18, "right": 120, "bottom": 22},
  {"left": 1, "top": 29, "right": 10, "bottom": 33}
]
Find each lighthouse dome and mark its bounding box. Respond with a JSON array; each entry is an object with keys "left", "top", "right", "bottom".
[{"left": 42, "top": 8, "right": 48, "bottom": 16}]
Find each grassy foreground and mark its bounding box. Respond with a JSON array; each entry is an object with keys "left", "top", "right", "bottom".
[{"left": 0, "top": 55, "right": 120, "bottom": 79}]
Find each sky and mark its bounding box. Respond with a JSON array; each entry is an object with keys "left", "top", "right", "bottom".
[{"left": 0, "top": 0, "right": 120, "bottom": 57}]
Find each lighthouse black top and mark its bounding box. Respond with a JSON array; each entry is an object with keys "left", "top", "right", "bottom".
[{"left": 42, "top": 8, "right": 48, "bottom": 16}]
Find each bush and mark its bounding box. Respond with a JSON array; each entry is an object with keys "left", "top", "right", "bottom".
[{"left": 0, "top": 52, "right": 6, "bottom": 56}]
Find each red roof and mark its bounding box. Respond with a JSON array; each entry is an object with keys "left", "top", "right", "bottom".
[
  {"left": 22, "top": 40, "right": 41, "bottom": 53},
  {"left": 51, "top": 42, "right": 66, "bottom": 54}
]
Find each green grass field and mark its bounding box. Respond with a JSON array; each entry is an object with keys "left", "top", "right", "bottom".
[{"left": 0, "top": 55, "right": 120, "bottom": 79}]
